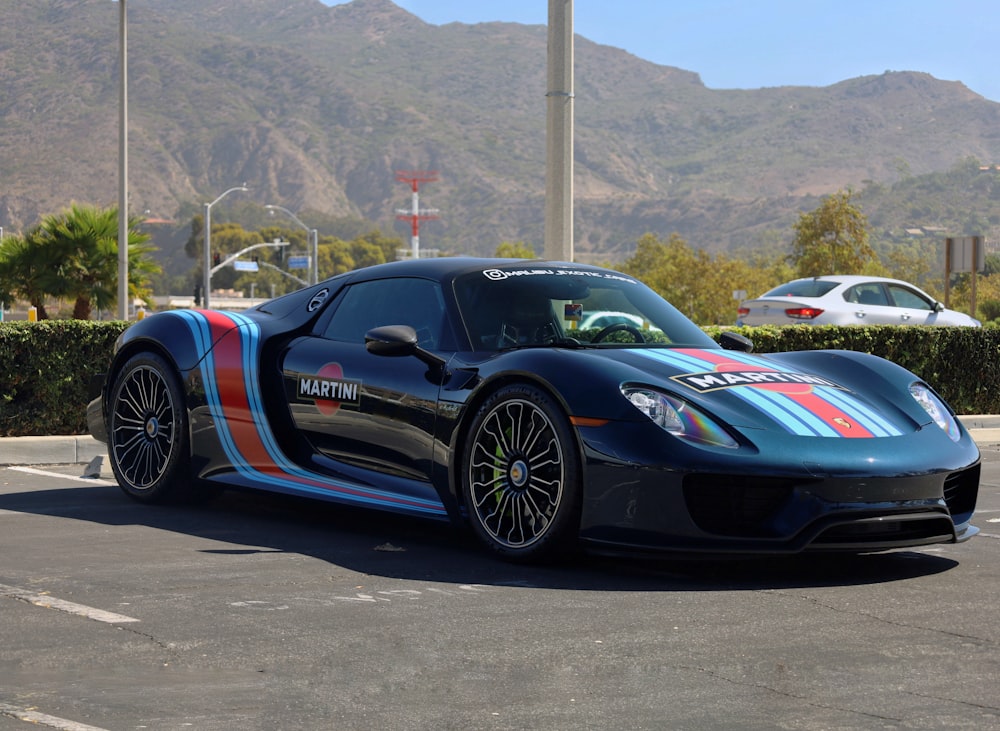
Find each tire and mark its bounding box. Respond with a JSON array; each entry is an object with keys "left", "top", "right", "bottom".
[
  {"left": 462, "top": 384, "right": 581, "bottom": 563},
  {"left": 107, "top": 352, "right": 193, "bottom": 503}
]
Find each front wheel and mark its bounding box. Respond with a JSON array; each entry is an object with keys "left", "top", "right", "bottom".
[
  {"left": 462, "top": 384, "right": 582, "bottom": 563},
  {"left": 107, "top": 352, "right": 193, "bottom": 503}
]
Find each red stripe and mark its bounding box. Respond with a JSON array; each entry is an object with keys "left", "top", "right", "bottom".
[
  {"left": 788, "top": 391, "right": 873, "bottom": 438},
  {"left": 201, "top": 312, "right": 443, "bottom": 510},
  {"left": 677, "top": 348, "right": 873, "bottom": 437},
  {"left": 206, "top": 312, "right": 276, "bottom": 471}
]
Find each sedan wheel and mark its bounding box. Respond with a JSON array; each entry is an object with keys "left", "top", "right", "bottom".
[
  {"left": 463, "top": 384, "right": 581, "bottom": 562},
  {"left": 108, "top": 352, "right": 191, "bottom": 503}
]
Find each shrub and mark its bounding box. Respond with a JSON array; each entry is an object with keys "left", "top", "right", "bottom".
[
  {"left": 0, "top": 320, "right": 129, "bottom": 436},
  {"left": 1, "top": 321, "right": 997, "bottom": 437}
]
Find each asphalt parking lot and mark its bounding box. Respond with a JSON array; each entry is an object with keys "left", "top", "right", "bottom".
[{"left": 1, "top": 445, "right": 998, "bottom": 730}]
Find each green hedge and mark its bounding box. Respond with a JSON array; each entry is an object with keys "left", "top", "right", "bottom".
[
  {"left": 0, "top": 321, "right": 996, "bottom": 437},
  {"left": 0, "top": 320, "right": 129, "bottom": 437},
  {"left": 705, "top": 325, "right": 1000, "bottom": 415}
]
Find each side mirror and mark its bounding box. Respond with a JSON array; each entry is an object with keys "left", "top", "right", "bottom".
[
  {"left": 934, "top": 301, "right": 945, "bottom": 313},
  {"left": 365, "top": 324, "right": 418, "bottom": 357},
  {"left": 719, "top": 330, "right": 754, "bottom": 353},
  {"left": 365, "top": 324, "right": 449, "bottom": 375}
]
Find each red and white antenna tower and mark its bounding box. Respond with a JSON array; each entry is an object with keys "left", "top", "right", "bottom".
[{"left": 395, "top": 170, "right": 440, "bottom": 259}]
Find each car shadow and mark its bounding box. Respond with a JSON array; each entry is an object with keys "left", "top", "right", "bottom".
[{"left": 0, "top": 482, "right": 961, "bottom": 592}]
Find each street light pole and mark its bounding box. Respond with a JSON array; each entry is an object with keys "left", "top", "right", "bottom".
[
  {"left": 117, "top": 0, "right": 129, "bottom": 319},
  {"left": 202, "top": 185, "right": 248, "bottom": 309},
  {"left": 264, "top": 204, "right": 319, "bottom": 285},
  {"left": 544, "top": 0, "right": 574, "bottom": 262}
]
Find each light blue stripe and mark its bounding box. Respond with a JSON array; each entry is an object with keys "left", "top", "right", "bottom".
[
  {"left": 720, "top": 350, "right": 903, "bottom": 437},
  {"left": 638, "top": 349, "right": 835, "bottom": 435},
  {"left": 817, "top": 387, "right": 902, "bottom": 437},
  {"left": 633, "top": 348, "right": 899, "bottom": 438},
  {"left": 739, "top": 386, "right": 837, "bottom": 436},
  {"left": 179, "top": 311, "right": 446, "bottom": 514},
  {"left": 640, "top": 348, "right": 718, "bottom": 372}
]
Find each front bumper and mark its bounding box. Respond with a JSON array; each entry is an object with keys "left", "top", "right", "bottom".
[{"left": 575, "top": 420, "right": 981, "bottom": 556}]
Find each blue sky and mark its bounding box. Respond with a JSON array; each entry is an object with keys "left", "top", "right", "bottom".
[{"left": 321, "top": 0, "right": 1000, "bottom": 102}]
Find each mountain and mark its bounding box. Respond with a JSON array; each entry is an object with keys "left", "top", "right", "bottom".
[{"left": 3, "top": 0, "right": 1000, "bottom": 264}]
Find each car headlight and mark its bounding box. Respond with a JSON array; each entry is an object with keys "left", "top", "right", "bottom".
[
  {"left": 622, "top": 386, "right": 739, "bottom": 448},
  {"left": 909, "top": 383, "right": 960, "bottom": 442}
]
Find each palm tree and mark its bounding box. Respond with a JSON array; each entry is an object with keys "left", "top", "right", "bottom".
[
  {"left": 0, "top": 230, "right": 54, "bottom": 318},
  {"left": 33, "top": 204, "right": 159, "bottom": 319}
]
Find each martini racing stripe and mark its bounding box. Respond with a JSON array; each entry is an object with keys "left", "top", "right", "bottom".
[
  {"left": 637, "top": 349, "right": 838, "bottom": 437},
  {"left": 173, "top": 311, "right": 447, "bottom": 516},
  {"left": 692, "top": 348, "right": 900, "bottom": 437},
  {"left": 635, "top": 348, "right": 903, "bottom": 438},
  {"left": 678, "top": 348, "right": 900, "bottom": 437},
  {"left": 813, "top": 383, "right": 901, "bottom": 437},
  {"left": 736, "top": 385, "right": 841, "bottom": 437}
]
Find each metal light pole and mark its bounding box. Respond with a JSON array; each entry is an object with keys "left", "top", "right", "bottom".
[
  {"left": 117, "top": 0, "right": 129, "bottom": 319},
  {"left": 264, "top": 204, "right": 319, "bottom": 285},
  {"left": 202, "top": 185, "right": 248, "bottom": 309},
  {"left": 544, "top": 0, "right": 574, "bottom": 262}
]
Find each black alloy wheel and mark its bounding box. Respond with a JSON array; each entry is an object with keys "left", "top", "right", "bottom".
[
  {"left": 463, "top": 384, "right": 581, "bottom": 562},
  {"left": 108, "top": 352, "right": 192, "bottom": 503}
]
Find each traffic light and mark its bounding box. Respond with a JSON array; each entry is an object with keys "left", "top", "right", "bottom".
[
  {"left": 213, "top": 252, "right": 221, "bottom": 267},
  {"left": 193, "top": 285, "right": 201, "bottom": 307}
]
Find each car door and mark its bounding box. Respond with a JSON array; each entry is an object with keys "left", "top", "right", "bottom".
[
  {"left": 844, "top": 282, "right": 898, "bottom": 324},
  {"left": 885, "top": 283, "right": 939, "bottom": 324},
  {"left": 281, "top": 276, "right": 453, "bottom": 485}
]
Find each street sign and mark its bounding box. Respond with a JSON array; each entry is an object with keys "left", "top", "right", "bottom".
[
  {"left": 233, "top": 260, "right": 259, "bottom": 272},
  {"left": 946, "top": 236, "right": 984, "bottom": 273},
  {"left": 288, "top": 255, "right": 310, "bottom": 270},
  {"left": 944, "top": 236, "right": 983, "bottom": 317}
]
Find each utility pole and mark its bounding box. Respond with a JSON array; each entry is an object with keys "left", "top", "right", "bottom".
[
  {"left": 544, "top": 0, "right": 574, "bottom": 262},
  {"left": 395, "top": 170, "right": 439, "bottom": 259},
  {"left": 117, "top": 0, "right": 129, "bottom": 319}
]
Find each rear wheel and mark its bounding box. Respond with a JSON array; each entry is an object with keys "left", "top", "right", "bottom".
[
  {"left": 462, "top": 384, "right": 581, "bottom": 563},
  {"left": 108, "top": 352, "right": 192, "bottom": 503}
]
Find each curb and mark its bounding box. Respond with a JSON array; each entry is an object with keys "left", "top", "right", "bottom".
[
  {"left": 2, "top": 416, "right": 1000, "bottom": 466},
  {"left": 0, "top": 435, "right": 107, "bottom": 466}
]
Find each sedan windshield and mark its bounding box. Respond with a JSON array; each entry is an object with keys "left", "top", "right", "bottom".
[{"left": 452, "top": 265, "right": 716, "bottom": 351}]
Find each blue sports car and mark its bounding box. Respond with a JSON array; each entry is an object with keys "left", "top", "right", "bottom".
[{"left": 88, "top": 258, "right": 980, "bottom": 563}]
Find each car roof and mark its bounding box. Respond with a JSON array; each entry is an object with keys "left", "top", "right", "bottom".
[
  {"left": 340, "top": 257, "right": 620, "bottom": 284},
  {"left": 796, "top": 275, "right": 920, "bottom": 288}
]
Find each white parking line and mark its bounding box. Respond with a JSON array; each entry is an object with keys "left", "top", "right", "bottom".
[
  {"left": 7, "top": 466, "right": 117, "bottom": 486},
  {"left": 0, "top": 703, "right": 110, "bottom": 731},
  {"left": 0, "top": 583, "right": 139, "bottom": 624}
]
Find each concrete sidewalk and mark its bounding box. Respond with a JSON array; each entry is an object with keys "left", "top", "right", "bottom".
[{"left": 2, "top": 417, "right": 1000, "bottom": 466}]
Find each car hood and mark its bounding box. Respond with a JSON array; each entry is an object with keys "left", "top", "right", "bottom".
[{"left": 596, "top": 347, "right": 923, "bottom": 439}]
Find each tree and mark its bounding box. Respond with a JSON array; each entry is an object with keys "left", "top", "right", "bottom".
[
  {"left": 789, "top": 189, "right": 877, "bottom": 277},
  {"left": 0, "top": 232, "right": 53, "bottom": 318},
  {"left": 618, "top": 232, "right": 793, "bottom": 325},
  {"left": 0, "top": 204, "right": 158, "bottom": 319},
  {"left": 34, "top": 204, "right": 159, "bottom": 319},
  {"left": 318, "top": 238, "right": 356, "bottom": 279},
  {"left": 495, "top": 241, "right": 536, "bottom": 258},
  {"left": 352, "top": 230, "right": 402, "bottom": 264}
]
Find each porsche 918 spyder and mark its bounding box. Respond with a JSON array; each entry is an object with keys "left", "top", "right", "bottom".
[{"left": 87, "top": 258, "right": 980, "bottom": 563}]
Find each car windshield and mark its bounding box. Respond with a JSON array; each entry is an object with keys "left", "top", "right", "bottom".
[{"left": 452, "top": 265, "right": 716, "bottom": 351}]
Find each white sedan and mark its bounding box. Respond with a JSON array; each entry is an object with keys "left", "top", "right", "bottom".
[{"left": 737, "top": 275, "right": 980, "bottom": 327}]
